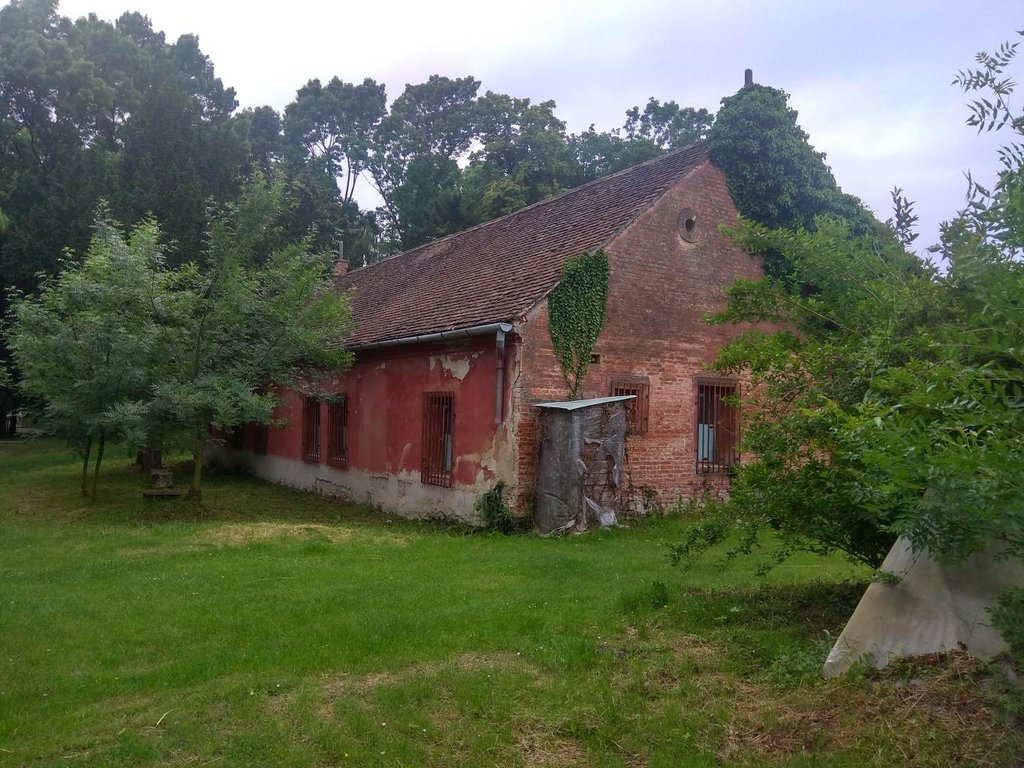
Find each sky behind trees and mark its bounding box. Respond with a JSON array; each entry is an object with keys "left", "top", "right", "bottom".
[{"left": 52, "top": 0, "right": 1022, "bottom": 251}]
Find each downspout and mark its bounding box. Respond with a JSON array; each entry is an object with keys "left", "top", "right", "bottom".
[{"left": 495, "top": 327, "right": 506, "bottom": 425}]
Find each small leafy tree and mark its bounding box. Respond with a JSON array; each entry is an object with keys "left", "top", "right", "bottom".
[
  {"left": 144, "top": 175, "right": 353, "bottom": 501},
  {"left": 6, "top": 215, "right": 167, "bottom": 496},
  {"left": 548, "top": 249, "right": 609, "bottom": 399},
  {"left": 6, "top": 175, "right": 353, "bottom": 502}
]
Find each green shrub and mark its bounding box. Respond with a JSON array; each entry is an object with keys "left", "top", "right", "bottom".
[
  {"left": 475, "top": 482, "right": 520, "bottom": 534},
  {"left": 991, "top": 588, "right": 1024, "bottom": 668}
]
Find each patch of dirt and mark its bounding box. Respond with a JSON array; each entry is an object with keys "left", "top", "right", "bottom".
[
  {"left": 718, "top": 652, "right": 1022, "bottom": 766},
  {"left": 196, "top": 522, "right": 410, "bottom": 547},
  {"left": 316, "top": 652, "right": 536, "bottom": 719},
  {"left": 198, "top": 522, "right": 354, "bottom": 545},
  {"left": 516, "top": 731, "right": 591, "bottom": 767}
]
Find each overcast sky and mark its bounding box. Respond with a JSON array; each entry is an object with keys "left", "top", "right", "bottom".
[{"left": 54, "top": 0, "right": 1023, "bottom": 252}]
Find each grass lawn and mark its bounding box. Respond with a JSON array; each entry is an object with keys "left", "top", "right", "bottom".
[{"left": 0, "top": 439, "right": 1020, "bottom": 767}]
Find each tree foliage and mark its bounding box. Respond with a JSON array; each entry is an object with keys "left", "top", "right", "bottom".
[
  {"left": 624, "top": 98, "right": 713, "bottom": 149},
  {"left": 6, "top": 177, "right": 353, "bottom": 501},
  {"left": 674, "top": 36, "right": 1024, "bottom": 600},
  {"left": 6, "top": 214, "right": 167, "bottom": 495},
  {"left": 707, "top": 83, "right": 878, "bottom": 274}
]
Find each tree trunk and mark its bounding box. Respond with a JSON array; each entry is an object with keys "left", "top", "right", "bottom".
[
  {"left": 91, "top": 432, "right": 106, "bottom": 499},
  {"left": 81, "top": 436, "right": 93, "bottom": 497},
  {"left": 190, "top": 437, "right": 205, "bottom": 504}
]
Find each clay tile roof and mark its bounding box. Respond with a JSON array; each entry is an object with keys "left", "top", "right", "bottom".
[{"left": 336, "top": 142, "right": 710, "bottom": 347}]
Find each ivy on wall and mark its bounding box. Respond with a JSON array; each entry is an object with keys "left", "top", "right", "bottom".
[{"left": 548, "top": 249, "right": 609, "bottom": 399}]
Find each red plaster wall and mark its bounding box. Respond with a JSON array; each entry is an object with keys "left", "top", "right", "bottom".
[
  {"left": 513, "top": 160, "right": 765, "bottom": 508},
  {"left": 256, "top": 335, "right": 515, "bottom": 488}
]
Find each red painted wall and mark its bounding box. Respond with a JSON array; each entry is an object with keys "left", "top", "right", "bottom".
[{"left": 254, "top": 335, "right": 515, "bottom": 489}]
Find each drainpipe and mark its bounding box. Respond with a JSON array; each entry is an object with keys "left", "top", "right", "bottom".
[{"left": 495, "top": 327, "right": 506, "bottom": 425}]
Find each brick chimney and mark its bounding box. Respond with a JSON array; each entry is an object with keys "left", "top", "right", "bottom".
[{"left": 332, "top": 241, "right": 348, "bottom": 277}]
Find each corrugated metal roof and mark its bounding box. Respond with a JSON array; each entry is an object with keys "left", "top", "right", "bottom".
[{"left": 535, "top": 395, "right": 636, "bottom": 411}]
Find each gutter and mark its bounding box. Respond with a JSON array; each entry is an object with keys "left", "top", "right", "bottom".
[
  {"left": 349, "top": 322, "right": 513, "bottom": 351},
  {"left": 350, "top": 322, "right": 514, "bottom": 425}
]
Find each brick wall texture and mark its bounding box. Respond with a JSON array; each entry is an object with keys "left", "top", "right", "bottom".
[{"left": 511, "top": 160, "right": 764, "bottom": 511}]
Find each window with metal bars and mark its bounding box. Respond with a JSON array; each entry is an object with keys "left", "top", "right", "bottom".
[
  {"left": 610, "top": 377, "right": 650, "bottom": 435},
  {"left": 696, "top": 380, "right": 739, "bottom": 473},
  {"left": 422, "top": 392, "right": 454, "bottom": 487},
  {"left": 327, "top": 397, "right": 348, "bottom": 468},
  {"left": 301, "top": 396, "right": 321, "bottom": 464}
]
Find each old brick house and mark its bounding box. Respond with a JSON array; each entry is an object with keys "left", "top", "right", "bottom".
[{"left": 218, "top": 142, "right": 763, "bottom": 521}]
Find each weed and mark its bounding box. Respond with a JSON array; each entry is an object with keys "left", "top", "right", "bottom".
[{"left": 474, "top": 482, "right": 524, "bottom": 534}]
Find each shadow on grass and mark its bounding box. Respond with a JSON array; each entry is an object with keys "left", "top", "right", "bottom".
[{"left": 679, "top": 580, "right": 867, "bottom": 634}]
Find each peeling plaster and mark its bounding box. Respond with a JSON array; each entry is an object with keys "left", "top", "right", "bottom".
[{"left": 430, "top": 354, "right": 472, "bottom": 381}]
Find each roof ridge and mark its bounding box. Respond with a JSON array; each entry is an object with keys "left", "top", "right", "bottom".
[
  {"left": 510, "top": 149, "right": 711, "bottom": 319},
  {"left": 338, "top": 141, "right": 708, "bottom": 281}
]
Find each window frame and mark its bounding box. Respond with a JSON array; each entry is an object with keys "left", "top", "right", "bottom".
[
  {"left": 609, "top": 376, "right": 651, "bottom": 435},
  {"left": 326, "top": 396, "right": 348, "bottom": 468},
  {"left": 421, "top": 392, "right": 455, "bottom": 487},
  {"left": 301, "top": 395, "right": 321, "bottom": 464},
  {"left": 695, "top": 378, "right": 739, "bottom": 473}
]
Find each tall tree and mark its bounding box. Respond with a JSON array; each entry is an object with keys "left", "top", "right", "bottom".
[
  {"left": 624, "top": 98, "right": 713, "bottom": 149},
  {"left": 707, "top": 82, "right": 877, "bottom": 269},
  {"left": 462, "top": 92, "right": 575, "bottom": 222},
  {"left": 567, "top": 126, "right": 662, "bottom": 184},
  {"left": 369, "top": 75, "right": 479, "bottom": 250},
  {"left": 283, "top": 76, "right": 385, "bottom": 207}
]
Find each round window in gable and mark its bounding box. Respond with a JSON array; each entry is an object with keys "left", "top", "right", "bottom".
[{"left": 678, "top": 208, "right": 699, "bottom": 243}]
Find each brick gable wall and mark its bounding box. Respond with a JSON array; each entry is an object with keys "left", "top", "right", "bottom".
[{"left": 511, "top": 160, "right": 764, "bottom": 513}]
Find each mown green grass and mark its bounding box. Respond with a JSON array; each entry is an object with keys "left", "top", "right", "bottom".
[{"left": 0, "top": 438, "right": 1020, "bottom": 767}]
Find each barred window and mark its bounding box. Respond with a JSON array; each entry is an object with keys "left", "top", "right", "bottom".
[
  {"left": 696, "top": 380, "right": 739, "bottom": 473},
  {"left": 301, "top": 396, "right": 321, "bottom": 464},
  {"left": 610, "top": 377, "right": 650, "bottom": 435},
  {"left": 327, "top": 397, "right": 348, "bottom": 468},
  {"left": 422, "top": 392, "right": 454, "bottom": 487}
]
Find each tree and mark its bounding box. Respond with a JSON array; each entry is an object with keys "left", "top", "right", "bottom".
[
  {"left": 368, "top": 75, "right": 479, "bottom": 251},
  {"left": 623, "top": 98, "right": 713, "bottom": 149},
  {"left": 6, "top": 214, "right": 167, "bottom": 495},
  {"left": 567, "top": 126, "right": 662, "bottom": 184},
  {"left": 462, "top": 92, "right": 576, "bottom": 222},
  {"left": 142, "top": 175, "right": 353, "bottom": 501},
  {"left": 6, "top": 176, "right": 354, "bottom": 502},
  {"left": 707, "top": 83, "right": 877, "bottom": 275},
  {"left": 673, "top": 36, "right": 1024, "bottom": 604},
  {"left": 283, "top": 76, "right": 385, "bottom": 207}
]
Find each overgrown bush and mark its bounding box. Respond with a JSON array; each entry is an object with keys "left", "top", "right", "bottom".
[
  {"left": 475, "top": 482, "right": 521, "bottom": 534},
  {"left": 991, "top": 588, "right": 1024, "bottom": 668}
]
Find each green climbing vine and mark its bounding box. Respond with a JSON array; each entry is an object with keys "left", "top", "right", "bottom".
[{"left": 548, "top": 249, "right": 609, "bottom": 399}]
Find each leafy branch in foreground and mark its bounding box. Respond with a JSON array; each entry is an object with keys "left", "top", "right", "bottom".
[{"left": 673, "top": 32, "right": 1024, "bottom": 586}]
